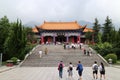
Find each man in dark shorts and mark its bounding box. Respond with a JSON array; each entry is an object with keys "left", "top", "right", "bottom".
[
  {"left": 92, "top": 61, "right": 98, "bottom": 79},
  {"left": 76, "top": 61, "right": 83, "bottom": 80}
]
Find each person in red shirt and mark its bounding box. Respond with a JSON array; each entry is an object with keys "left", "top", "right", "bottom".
[{"left": 58, "top": 61, "right": 64, "bottom": 79}]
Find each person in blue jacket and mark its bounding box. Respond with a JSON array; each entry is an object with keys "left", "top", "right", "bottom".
[{"left": 76, "top": 61, "right": 83, "bottom": 80}]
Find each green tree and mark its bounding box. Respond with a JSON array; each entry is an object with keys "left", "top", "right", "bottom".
[
  {"left": 97, "top": 33, "right": 102, "bottom": 44},
  {"left": 110, "top": 28, "right": 117, "bottom": 43},
  {"left": 102, "top": 16, "right": 113, "bottom": 43},
  {"left": 0, "top": 16, "right": 10, "bottom": 54},
  {"left": 4, "top": 20, "right": 27, "bottom": 60},
  {"left": 116, "top": 28, "right": 120, "bottom": 42},
  {"left": 93, "top": 18, "right": 101, "bottom": 43},
  {"left": 24, "top": 27, "right": 35, "bottom": 43},
  {"left": 85, "top": 31, "right": 93, "bottom": 44}
]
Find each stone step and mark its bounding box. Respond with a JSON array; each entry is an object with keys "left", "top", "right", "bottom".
[{"left": 21, "top": 45, "right": 108, "bottom": 67}]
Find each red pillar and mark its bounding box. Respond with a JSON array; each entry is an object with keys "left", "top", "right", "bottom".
[
  {"left": 48, "top": 37, "right": 50, "bottom": 43},
  {"left": 41, "top": 36, "right": 44, "bottom": 44},
  {"left": 41, "top": 36, "right": 43, "bottom": 44},
  {"left": 42, "top": 36, "right": 44, "bottom": 44},
  {"left": 77, "top": 35, "right": 80, "bottom": 43}
]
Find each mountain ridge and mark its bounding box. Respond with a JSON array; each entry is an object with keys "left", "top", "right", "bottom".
[{"left": 24, "top": 20, "right": 93, "bottom": 28}]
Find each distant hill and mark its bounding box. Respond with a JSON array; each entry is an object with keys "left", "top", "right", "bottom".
[
  {"left": 24, "top": 21, "right": 41, "bottom": 27},
  {"left": 24, "top": 20, "right": 94, "bottom": 28},
  {"left": 78, "top": 20, "right": 93, "bottom": 28},
  {"left": 114, "top": 23, "right": 120, "bottom": 30}
]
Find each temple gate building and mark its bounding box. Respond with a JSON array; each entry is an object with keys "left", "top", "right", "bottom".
[{"left": 32, "top": 21, "right": 93, "bottom": 44}]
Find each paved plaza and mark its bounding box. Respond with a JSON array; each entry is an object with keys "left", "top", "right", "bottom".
[{"left": 0, "top": 66, "right": 120, "bottom": 80}]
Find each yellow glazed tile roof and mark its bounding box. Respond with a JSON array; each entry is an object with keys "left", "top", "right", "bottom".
[
  {"left": 83, "top": 27, "right": 94, "bottom": 32},
  {"left": 38, "top": 21, "right": 83, "bottom": 30},
  {"left": 32, "top": 27, "right": 38, "bottom": 33},
  {"left": 32, "top": 21, "right": 93, "bottom": 33}
]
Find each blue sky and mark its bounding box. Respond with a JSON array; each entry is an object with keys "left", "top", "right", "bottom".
[{"left": 0, "top": 0, "right": 120, "bottom": 28}]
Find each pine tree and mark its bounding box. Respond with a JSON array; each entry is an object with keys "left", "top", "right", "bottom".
[
  {"left": 97, "top": 33, "right": 102, "bottom": 44},
  {"left": 4, "top": 20, "right": 27, "bottom": 60},
  {"left": 114, "top": 28, "right": 120, "bottom": 44},
  {"left": 0, "top": 16, "right": 10, "bottom": 54},
  {"left": 93, "top": 18, "right": 101, "bottom": 43},
  {"left": 110, "top": 28, "right": 117, "bottom": 43},
  {"left": 102, "top": 16, "right": 113, "bottom": 43}
]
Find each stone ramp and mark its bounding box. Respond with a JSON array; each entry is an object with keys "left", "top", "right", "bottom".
[{"left": 21, "top": 45, "right": 108, "bottom": 67}]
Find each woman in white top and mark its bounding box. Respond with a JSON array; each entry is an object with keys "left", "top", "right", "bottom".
[
  {"left": 99, "top": 62, "right": 105, "bottom": 80},
  {"left": 67, "top": 62, "right": 73, "bottom": 78}
]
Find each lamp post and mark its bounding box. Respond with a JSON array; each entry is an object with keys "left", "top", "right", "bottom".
[
  {"left": 0, "top": 53, "right": 2, "bottom": 66},
  {"left": 108, "top": 58, "right": 112, "bottom": 67},
  {"left": 92, "top": 33, "right": 94, "bottom": 45}
]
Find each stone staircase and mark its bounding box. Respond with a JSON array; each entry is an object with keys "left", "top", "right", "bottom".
[{"left": 20, "top": 45, "right": 108, "bottom": 67}]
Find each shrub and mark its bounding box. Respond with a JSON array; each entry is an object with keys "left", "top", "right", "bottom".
[
  {"left": 11, "top": 57, "right": 18, "bottom": 64},
  {"left": 112, "top": 48, "right": 120, "bottom": 59},
  {"left": 92, "top": 42, "right": 113, "bottom": 56},
  {"left": 105, "top": 53, "right": 117, "bottom": 64}
]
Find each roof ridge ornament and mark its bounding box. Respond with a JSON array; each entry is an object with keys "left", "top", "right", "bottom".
[
  {"left": 44, "top": 20, "right": 46, "bottom": 23},
  {"left": 75, "top": 21, "right": 77, "bottom": 23},
  {"left": 84, "top": 24, "right": 87, "bottom": 28}
]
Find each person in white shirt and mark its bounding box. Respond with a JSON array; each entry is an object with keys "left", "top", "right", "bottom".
[
  {"left": 92, "top": 61, "right": 98, "bottom": 79},
  {"left": 39, "top": 51, "right": 42, "bottom": 58},
  {"left": 99, "top": 62, "right": 105, "bottom": 80},
  {"left": 67, "top": 62, "right": 73, "bottom": 78}
]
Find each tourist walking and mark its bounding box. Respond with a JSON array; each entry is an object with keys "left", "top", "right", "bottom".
[
  {"left": 39, "top": 51, "right": 42, "bottom": 58},
  {"left": 79, "top": 44, "right": 82, "bottom": 49},
  {"left": 99, "top": 62, "right": 105, "bottom": 80},
  {"left": 88, "top": 47, "right": 92, "bottom": 56},
  {"left": 64, "top": 44, "right": 66, "bottom": 49},
  {"left": 92, "top": 61, "right": 98, "bottom": 80},
  {"left": 87, "top": 50, "right": 89, "bottom": 56},
  {"left": 58, "top": 61, "right": 64, "bottom": 79},
  {"left": 76, "top": 61, "right": 83, "bottom": 80},
  {"left": 44, "top": 48, "right": 48, "bottom": 55},
  {"left": 83, "top": 48, "right": 86, "bottom": 55},
  {"left": 67, "top": 62, "right": 73, "bottom": 78}
]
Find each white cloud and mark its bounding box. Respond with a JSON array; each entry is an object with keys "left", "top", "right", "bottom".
[{"left": 0, "top": 0, "right": 120, "bottom": 28}]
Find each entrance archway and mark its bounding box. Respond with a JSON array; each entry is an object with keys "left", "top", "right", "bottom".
[
  {"left": 44, "top": 36, "right": 53, "bottom": 43},
  {"left": 69, "top": 36, "right": 77, "bottom": 43},
  {"left": 56, "top": 35, "right": 66, "bottom": 43}
]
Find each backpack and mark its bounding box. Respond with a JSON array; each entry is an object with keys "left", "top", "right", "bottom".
[
  {"left": 59, "top": 63, "right": 63, "bottom": 71},
  {"left": 69, "top": 66, "right": 73, "bottom": 71},
  {"left": 101, "top": 66, "right": 105, "bottom": 71},
  {"left": 94, "top": 65, "right": 98, "bottom": 71}
]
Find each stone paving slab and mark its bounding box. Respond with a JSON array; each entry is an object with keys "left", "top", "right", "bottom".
[
  {"left": 0, "top": 67, "right": 120, "bottom": 80},
  {"left": 0, "top": 66, "right": 16, "bottom": 73}
]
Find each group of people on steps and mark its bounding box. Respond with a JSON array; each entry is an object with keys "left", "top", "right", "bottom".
[{"left": 58, "top": 61, "right": 105, "bottom": 80}]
